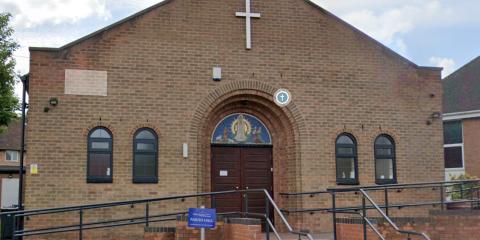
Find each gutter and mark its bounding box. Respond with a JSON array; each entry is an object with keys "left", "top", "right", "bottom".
[{"left": 443, "top": 109, "right": 480, "bottom": 121}]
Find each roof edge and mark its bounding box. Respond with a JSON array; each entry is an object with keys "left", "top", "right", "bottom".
[
  {"left": 418, "top": 66, "right": 443, "bottom": 71},
  {"left": 443, "top": 56, "right": 480, "bottom": 80},
  {"left": 303, "top": 0, "right": 439, "bottom": 71},
  {"left": 29, "top": 0, "right": 175, "bottom": 52},
  {"left": 28, "top": 0, "right": 444, "bottom": 73}
]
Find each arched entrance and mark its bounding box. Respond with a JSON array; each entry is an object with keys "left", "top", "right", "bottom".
[
  {"left": 189, "top": 81, "right": 307, "bottom": 227},
  {"left": 210, "top": 113, "right": 273, "bottom": 215}
]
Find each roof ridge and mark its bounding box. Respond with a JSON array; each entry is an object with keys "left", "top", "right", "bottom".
[{"left": 30, "top": 0, "right": 441, "bottom": 72}]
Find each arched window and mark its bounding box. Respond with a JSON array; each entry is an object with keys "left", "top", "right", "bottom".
[
  {"left": 87, "top": 127, "right": 113, "bottom": 183},
  {"left": 375, "top": 135, "right": 396, "bottom": 184},
  {"left": 335, "top": 133, "right": 359, "bottom": 185},
  {"left": 133, "top": 128, "right": 158, "bottom": 183}
]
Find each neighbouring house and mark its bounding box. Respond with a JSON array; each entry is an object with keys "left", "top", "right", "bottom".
[
  {"left": 443, "top": 56, "right": 480, "bottom": 180},
  {"left": 0, "top": 120, "right": 26, "bottom": 210}
]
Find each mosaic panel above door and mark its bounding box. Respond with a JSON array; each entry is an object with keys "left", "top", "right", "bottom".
[{"left": 211, "top": 113, "right": 272, "bottom": 145}]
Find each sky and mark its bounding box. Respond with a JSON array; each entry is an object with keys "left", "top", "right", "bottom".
[{"left": 4, "top": 0, "right": 480, "bottom": 99}]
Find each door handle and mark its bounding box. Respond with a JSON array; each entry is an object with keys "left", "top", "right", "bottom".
[{"left": 235, "top": 186, "right": 240, "bottom": 190}]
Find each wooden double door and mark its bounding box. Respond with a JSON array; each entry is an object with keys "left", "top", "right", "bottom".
[{"left": 211, "top": 146, "right": 273, "bottom": 218}]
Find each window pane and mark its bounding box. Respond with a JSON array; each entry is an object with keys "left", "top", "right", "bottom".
[
  {"left": 90, "top": 129, "right": 111, "bottom": 139},
  {"left": 91, "top": 141, "right": 110, "bottom": 150},
  {"left": 89, "top": 153, "right": 111, "bottom": 177},
  {"left": 375, "top": 136, "right": 392, "bottom": 145},
  {"left": 134, "top": 154, "right": 156, "bottom": 178},
  {"left": 337, "top": 135, "right": 354, "bottom": 144},
  {"left": 337, "top": 157, "right": 355, "bottom": 179},
  {"left": 136, "top": 143, "right": 155, "bottom": 151},
  {"left": 376, "top": 159, "right": 394, "bottom": 180},
  {"left": 6, "top": 151, "right": 19, "bottom": 161},
  {"left": 444, "top": 121, "right": 462, "bottom": 144},
  {"left": 444, "top": 147, "right": 463, "bottom": 168},
  {"left": 337, "top": 147, "right": 354, "bottom": 155},
  {"left": 375, "top": 148, "right": 392, "bottom": 156},
  {"left": 135, "top": 130, "right": 155, "bottom": 140}
]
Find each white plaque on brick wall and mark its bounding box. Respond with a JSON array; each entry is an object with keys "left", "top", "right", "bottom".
[{"left": 65, "top": 69, "right": 108, "bottom": 96}]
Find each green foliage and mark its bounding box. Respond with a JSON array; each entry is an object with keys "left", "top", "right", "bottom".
[
  {"left": 450, "top": 173, "right": 478, "bottom": 200},
  {"left": 0, "top": 12, "right": 20, "bottom": 130}
]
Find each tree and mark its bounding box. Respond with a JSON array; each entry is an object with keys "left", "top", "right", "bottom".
[{"left": 0, "top": 13, "right": 20, "bottom": 131}]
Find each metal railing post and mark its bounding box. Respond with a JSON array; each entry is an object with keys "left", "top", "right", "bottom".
[
  {"left": 384, "top": 188, "right": 389, "bottom": 217},
  {"left": 461, "top": 182, "right": 465, "bottom": 199},
  {"left": 244, "top": 192, "right": 249, "bottom": 218},
  {"left": 211, "top": 195, "right": 216, "bottom": 209},
  {"left": 265, "top": 195, "right": 270, "bottom": 240},
  {"left": 440, "top": 185, "right": 445, "bottom": 210},
  {"left": 145, "top": 203, "right": 150, "bottom": 227},
  {"left": 362, "top": 196, "right": 367, "bottom": 240},
  {"left": 79, "top": 208, "right": 83, "bottom": 240},
  {"left": 332, "top": 193, "right": 337, "bottom": 240},
  {"left": 12, "top": 214, "right": 17, "bottom": 240}
]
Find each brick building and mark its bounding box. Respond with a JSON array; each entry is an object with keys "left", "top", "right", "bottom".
[
  {"left": 443, "top": 56, "right": 480, "bottom": 179},
  {"left": 0, "top": 120, "right": 26, "bottom": 210},
  {"left": 25, "top": 0, "right": 444, "bottom": 237}
]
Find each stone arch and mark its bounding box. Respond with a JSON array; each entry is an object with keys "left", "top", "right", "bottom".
[{"left": 188, "top": 81, "right": 307, "bottom": 203}]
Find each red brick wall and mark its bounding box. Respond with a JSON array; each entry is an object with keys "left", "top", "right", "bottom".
[
  {"left": 224, "top": 223, "right": 262, "bottom": 240},
  {"left": 337, "top": 210, "right": 480, "bottom": 240},
  {"left": 26, "top": 0, "right": 443, "bottom": 237},
  {"left": 463, "top": 119, "right": 480, "bottom": 177},
  {"left": 175, "top": 220, "right": 224, "bottom": 240},
  {"left": 144, "top": 232, "right": 174, "bottom": 240},
  {"left": 337, "top": 223, "right": 381, "bottom": 240}
]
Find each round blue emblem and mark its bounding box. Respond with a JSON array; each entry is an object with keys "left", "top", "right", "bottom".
[{"left": 274, "top": 89, "right": 292, "bottom": 107}]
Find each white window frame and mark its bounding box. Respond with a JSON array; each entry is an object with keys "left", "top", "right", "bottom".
[
  {"left": 5, "top": 150, "right": 20, "bottom": 162},
  {"left": 443, "top": 121, "right": 465, "bottom": 171}
]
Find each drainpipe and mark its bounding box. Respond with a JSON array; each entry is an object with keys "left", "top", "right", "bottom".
[{"left": 19, "top": 74, "right": 28, "bottom": 211}]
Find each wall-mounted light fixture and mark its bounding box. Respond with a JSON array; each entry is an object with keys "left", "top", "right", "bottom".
[
  {"left": 431, "top": 112, "right": 441, "bottom": 119},
  {"left": 44, "top": 97, "right": 59, "bottom": 112},
  {"left": 427, "top": 111, "right": 442, "bottom": 125},
  {"left": 213, "top": 67, "right": 222, "bottom": 81},
  {"left": 49, "top": 97, "right": 59, "bottom": 106}
]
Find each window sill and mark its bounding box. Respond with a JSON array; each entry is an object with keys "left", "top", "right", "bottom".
[
  {"left": 133, "top": 179, "right": 158, "bottom": 184},
  {"left": 87, "top": 179, "right": 113, "bottom": 184},
  {"left": 336, "top": 180, "right": 359, "bottom": 186},
  {"left": 375, "top": 180, "right": 397, "bottom": 185}
]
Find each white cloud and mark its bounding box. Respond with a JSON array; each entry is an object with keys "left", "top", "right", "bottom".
[
  {"left": 12, "top": 34, "right": 74, "bottom": 98},
  {"left": 429, "top": 57, "right": 456, "bottom": 77},
  {"left": 311, "top": 0, "right": 480, "bottom": 59},
  {"left": 1, "top": 0, "right": 111, "bottom": 28}
]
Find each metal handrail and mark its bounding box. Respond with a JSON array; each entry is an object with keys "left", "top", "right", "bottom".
[
  {"left": 329, "top": 179, "right": 480, "bottom": 193},
  {"left": 262, "top": 189, "right": 315, "bottom": 240},
  {"left": 279, "top": 180, "right": 480, "bottom": 240},
  {"left": 358, "top": 212, "right": 386, "bottom": 240},
  {"left": 283, "top": 197, "right": 480, "bottom": 214},
  {"left": 359, "top": 189, "right": 431, "bottom": 240},
  {"left": 3, "top": 189, "right": 313, "bottom": 240}
]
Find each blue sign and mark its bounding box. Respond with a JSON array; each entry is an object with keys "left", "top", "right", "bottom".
[{"left": 188, "top": 208, "right": 216, "bottom": 229}]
